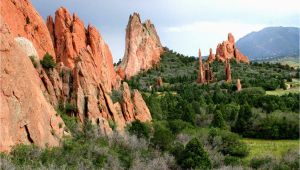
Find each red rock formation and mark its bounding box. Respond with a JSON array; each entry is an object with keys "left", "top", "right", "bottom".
[
  {"left": 0, "top": 18, "right": 65, "bottom": 152},
  {"left": 47, "top": 7, "right": 118, "bottom": 91},
  {"left": 120, "top": 82, "right": 152, "bottom": 123},
  {"left": 236, "top": 79, "right": 242, "bottom": 91},
  {"left": 0, "top": 2, "right": 153, "bottom": 152},
  {"left": 133, "top": 90, "right": 152, "bottom": 122},
  {"left": 204, "top": 63, "right": 215, "bottom": 83},
  {"left": 118, "top": 13, "right": 164, "bottom": 79},
  {"left": 207, "top": 48, "right": 215, "bottom": 63},
  {"left": 0, "top": 0, "right": 55, "bottom": 59},
  {"left": 197, "top": 49, "right": 206, "bottom": 84},
  {"left": 215, "top": 33, "right": 249, "bottom": 63},
  {"left": 225, "top": 59, "right": 232, "bottom": 82},
  {"left": 156, "top": 76, "right": 163, "bottom": 87}
]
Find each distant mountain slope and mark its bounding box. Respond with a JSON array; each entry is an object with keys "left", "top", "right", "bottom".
[{"left": 236, "top": 27, "right": 300, "bottom": 60}]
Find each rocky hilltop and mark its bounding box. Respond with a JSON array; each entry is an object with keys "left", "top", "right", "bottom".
[
  {"left": 215, "top": 33, "right": 249, "bottom": 63},
  {"left": 117, "top": 13, "right": 164, "bottom": 79},
  {"left": 0, "top": 0, "right": 151, "bottom": 152}
]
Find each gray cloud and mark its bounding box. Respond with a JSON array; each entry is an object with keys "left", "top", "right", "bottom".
[{"left": 31, "top": 0, "right": 300, "bottom": 61}]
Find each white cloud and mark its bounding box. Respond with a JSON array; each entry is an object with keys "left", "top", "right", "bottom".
[
  {"left": 164, "top": 21, "right": 266, "bottom": 39},
  {"left": 160, "top": 21, "right": 267, "bottom": 56}
]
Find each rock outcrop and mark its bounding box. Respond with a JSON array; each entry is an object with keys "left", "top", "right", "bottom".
[
  {"left": 0, "top": 0, "right": 55, "bottom": 59},
  {"left": 47, "top": 8, "right": 118, "bottom": 91},
  {"left": 215, "top": 33, "right": 249, "bottom": 63},
  {"left": 225, "top": 59, "right": 232, "bottom": 82},
  {"left": 156, "top": 76, "right": 163, "bottom": 87},
  {"left": 207, "top": 48, "right": 215, "bottom": 63},
  {"left": 1, "top": 2, "right": 152, "bottom": 152},
  {"left": 236, "top": 79, "right": 242, "bottom": 91},
  {"left": 197, "top": 49, "right": 206, "bottom": 84},
  {"left": 197, "top": 49, "right": 214, "bottom": 84},
  {"left": 0, "top": 18, "right": 65, "bottom": 152},
  {"left": 117, "top": 13, "right": 164, "bottom": 79}
]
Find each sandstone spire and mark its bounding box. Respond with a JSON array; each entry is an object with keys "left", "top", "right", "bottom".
[
  {"left": 197, "top": 49, "right": 206, "bottom": 84},
  {"left": 117, "top": 13, "right": 164, "bottom": 79},
  {"left": 225, "top": 59, "right": 232, "bottom": 82},
  {"left": 237, "top": 78, "right": 242, "bottom": 91},
  {"left": 207, "top": 48, "right": 215, "bottom": 63}
]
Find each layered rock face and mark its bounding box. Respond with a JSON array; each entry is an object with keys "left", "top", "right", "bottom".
[
  {"left": 1, "top": 1, "right": 152, "bottom": 152},
  {"left": 118, "top": 13, "right": 164, "bottom": 79},
  {"left": 215, "top": 33, "right": 249, "bottom": 63},
  {"left": 0, "top": 0, "right": 55, "bottom": 59},
  {"left": 0, "top": 18, "right": 65, "bottom": 152},
  {"left": 47, "top": 8, "right": 118, "bottom": 91}
]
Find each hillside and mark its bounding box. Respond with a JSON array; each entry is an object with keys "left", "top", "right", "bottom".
[
  {"left": 254, "top": 55, "right": 300, "bottom": 69},
  {"left": 236, "top": 27, "right": 300, "bottom": 60}
]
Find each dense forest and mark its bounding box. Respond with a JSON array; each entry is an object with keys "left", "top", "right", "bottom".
[{"left": 1, "top": 50, "right": 299, "bottom": 170}]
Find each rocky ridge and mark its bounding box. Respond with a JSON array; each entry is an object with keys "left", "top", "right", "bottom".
[{"left": 0, "top": 0, "right": 152, "bottom": 152}]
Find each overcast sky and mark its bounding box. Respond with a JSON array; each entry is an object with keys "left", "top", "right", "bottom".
[{"left": 32, "top": 0, "right": 300, "bottom": 62}]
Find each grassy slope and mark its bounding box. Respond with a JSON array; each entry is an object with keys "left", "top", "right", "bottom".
[
  {"left": 243, "top": 138, "right": 299, "bottom": 161},
  {"left": 255, "top": 56, "right": 300, "bottom": 68},
  {"left": 266, "top": 79, "right": 300, "bottom": 96}
]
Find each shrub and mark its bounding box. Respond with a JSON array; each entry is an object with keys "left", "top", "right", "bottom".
[
  {"left": 65, "top": 102, "right": 77, "bottom": 113},
  {"left": 151, "top": 123, "right": 174, "bottom": 151},
  {"left": 211, "top": 110, "right": 227, "bottom": 129},
  {"left": 10, "top": 144, "right": 41, "bottom": 167},
  {"left": 178, "top": 138, "right": 212, "bottom": 169},
  {"left": 127, "top": 120, "right": 151, "bottom": 139},
  {"left": 208, "top": 128, "right": 249, "bottom": 157},
  {"left": 110, "top": 90, "right": 123, "bottom": 103},
  {"left": 108, "top": 120, "right": 117, "bottom": 131},
  {"left": 250, "top": 157, "right": 272, "bottom": 169},
  {"left": 40, "top": 52, "right": 56, "bottom": 69},
  {"left": 29, "top": 55, "right": 38, "bottom": 68},
  {"left": 224, "top": 156, "right": 242, "bottom": 166},
  {"left": 168, "top": 119, "right": 192, "bottom": 134}
]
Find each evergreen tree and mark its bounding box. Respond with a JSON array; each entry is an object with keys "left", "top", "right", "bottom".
[{"left": 179, "top": 138, "right": 212, "bottom": 169}]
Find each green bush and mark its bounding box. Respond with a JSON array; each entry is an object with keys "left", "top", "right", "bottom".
[
  {"left": 40, "top": 52, "right": 56, "bottom": 69},
  {"left": 108, "top": 120, "right": 117, "bottom": 131},
  {"left": 178, "top": 138, "right": 212, "bottom": 169},
  {"left": 208, "top": 128, "right": 249, "bottom": 157},
  {"left": 127, "top": 120, "right": 151, "bottom": 139},
  {"left": 250, "top": 157, "right": 272, "bottom": 169},
  {"left": 110, "top": 90, "right": 123, "bottom": 103},
  {"left": 29, "top": 55, "right": 38, "bottom": 68},
  {"left": 151, "top": 123, "right": 174, "bottom": 151},
  {"left": 211, "top": 110, "right": 227, "bottom": 129},
  {"left": 224, "top": 156, "right": 242, "bottom": 166},
  {"left": 10, "top": 144, "right": 40, "bottom": 167},
  {"left": 65, "top": 102, "right": 77, "bottom": 113}
]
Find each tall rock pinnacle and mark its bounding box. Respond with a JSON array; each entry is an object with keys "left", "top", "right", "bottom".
[
  {"left": 197, "top": 49, "right": 206, "bottom": 84},
  {"left": 117, "top": 13, "right": 164, "bottom": 79}
]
